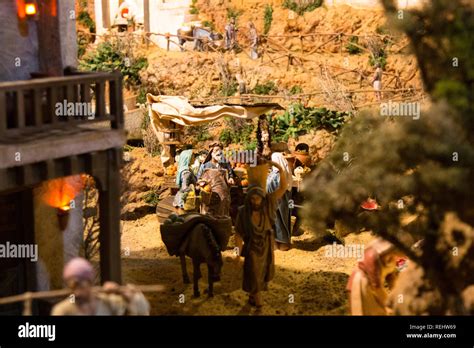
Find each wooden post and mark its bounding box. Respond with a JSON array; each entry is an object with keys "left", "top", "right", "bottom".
[
  {"left": 144, "top": 0, "right": 150, "bottom": 33},
  {"left": 37, "top": 0, "right": 63, "bottom": 76},
  {"left": 109, "top": 73, "right": 124, "bottom": 129},
  {"left": 102, "top": 0, "right": 111, "bottom": 29},
  {"left": 98, "top": 148, "right": 122, "bottom": 284}
]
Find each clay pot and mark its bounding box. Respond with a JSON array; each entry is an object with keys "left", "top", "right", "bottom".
[{"left": 293, "top": 152, "right": 311, "bottom": 167}]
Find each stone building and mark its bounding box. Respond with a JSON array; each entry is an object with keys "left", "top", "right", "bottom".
[{"left": 0, "top": 0, "right": 124, "bottom": 315}]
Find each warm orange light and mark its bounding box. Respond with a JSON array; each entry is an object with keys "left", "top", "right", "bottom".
[
  {"left": 25, "top": 3, "right": 37, "bottom": 16},
  {"left": 59, "top": 205, "right": 71, "bottom": 212},
  {"left": 41, "top": 175, "right": 84, "bottom": 209}
]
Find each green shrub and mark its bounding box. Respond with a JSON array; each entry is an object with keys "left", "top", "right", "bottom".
[
  {"left": 289, "top": 85, "right": 303, "bottom": 95},
  {"left": 270, "top": 103, "right": 349, "bottom": 141},
  {"left": 77, "top": 31, "right": 90, "bottom": 58},
  {"left": 219, "top": 117, "right": 256, "bottom": 149},
  {"left": 202, "top": 20, "right": 216, "bottom": 31},
  {"left": 282, "top": 0, "right": 323, "bottom": 16},
  {"left": 140, "top": 109, "right": 149, "bottom": 130},
  {"left": 79, "top": 42, "right": 148, "bottom": 88},
  {"left": 253, "top": 81, "right": 278, "bottom": 95},
  {"left": 220, "top": 81, "right": 238, "bottom": 96},
  {"left": 227, "top": 7, "right": 243, "bottom": 20},
  {"left": 78, "top": 11, "right": 96, "bottom": 33},
  {"left": 144, "top": 191, "right": 160, "bottom": 206},
  {"left": 346, "top": 36, "right": 362, "bottom": 54},
  {"left": 190, "top": 0, "right": 199, "bottom": 14},
  {"left": 263, "top": 5, "right": 273, "bottom": 35},
  {"left": 186, "top": 125, "right": 212, "bottom": 144},
  {"left": 137, "top": 87, "right": 147, "bottom": 105},
  {"left": 368, "top": 53, "right": 387, "bottom": 69}
]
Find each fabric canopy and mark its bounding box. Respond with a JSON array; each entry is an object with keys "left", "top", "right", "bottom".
[
  {"left": 147, "top": 94, "right": 277, "bottom": 128},
  {"left": 146, "top": 94, "right": 279, "bottom": 166}
]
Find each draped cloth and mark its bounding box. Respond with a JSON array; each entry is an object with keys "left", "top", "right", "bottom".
[
  {"left": 235, "top": 185, "right": 277, "bottom": 294},
  {"left": 146, "top": 95, "right": 278, "bottom": 165},
  {"left": 147, "top": 95, "right": 276, "bottom": 127},
  {"left": 267, "top": 171, "right": 291, "bottom": 244},
  {"left": 176, "top": 149, "right": 194, "bottom": 186},
  {"left": 346, "top": 239, "right": 395, "bottom": 315},
  {"left": 270, "top": 152, "right": 293, "bottom": 191}
]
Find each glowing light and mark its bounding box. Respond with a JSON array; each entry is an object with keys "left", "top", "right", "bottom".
[
  {"left": 41, "top": 175, "right": 84, "bottom": 209},
  {"left": 25, "top": 3, "right": 37, "bottom": 16},
  {"left": 59, "top": 205, "right": 71, "bottom": 212}
]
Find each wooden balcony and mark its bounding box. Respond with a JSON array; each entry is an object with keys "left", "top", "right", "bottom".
[
  {"left": 0, "top": 71, "right": 124, "bottom": 136},
  {"left": 0, "top": 71, "right": 125, "bottom": 284},
  {"left": 0, "top": 72, "right": 126, "bottom": 184}
]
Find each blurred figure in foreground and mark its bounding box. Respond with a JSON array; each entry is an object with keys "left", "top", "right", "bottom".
[
  {"left": 51, "top": 258, "right": 149, "bottom": 315},
  {"left": 347, "top": 239, "right": 404, "bottom": 315}
]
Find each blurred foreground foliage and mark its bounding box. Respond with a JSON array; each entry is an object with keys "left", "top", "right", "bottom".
[{"left": 303, "top": 0, "right": 474, "bottom": 314}]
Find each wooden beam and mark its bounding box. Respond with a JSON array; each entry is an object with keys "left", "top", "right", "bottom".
[
  {"left": 0, "top": 91, "right": 6, "bottom": 134},
  {"left": 20, "top": 189, "right": 37, "bottom": 298},
  {"left": 98, "top": 148, "right": 122, "bottom": 284},
  {"left": 37, "top": 0, "right": 63, "bottom": 76},
  {"left": 144, "top": 0, "right": 150, "bottom": 32},
  {"left": 16, "top": 91, "right": 25, "bottom": 128},
  {"left": 102, "top": 0, "right": 111, "bottom": 29},
  {"left": 33, "top": 89, "right": 43, "bottom": 127},
  {"left": 109, "top": 74, "right": 124, "bottom": 129}
]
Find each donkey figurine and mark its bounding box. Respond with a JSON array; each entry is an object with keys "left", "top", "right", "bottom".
[{"left": 179, "top": 223, "right": 223, "bottom": 298}]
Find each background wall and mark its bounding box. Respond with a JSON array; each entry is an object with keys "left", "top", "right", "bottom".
[
  {"left": 34, "top": 189, "right": 84, "bottom": 291},
  {"left": 0, "top": 0, "right": 77, "bottom": 81},
  {"left": 0, "top": 1, "right": 39, "bottom": 81},
  {"left": 60, "top": 0, "right": 79, "bottom": 69}
]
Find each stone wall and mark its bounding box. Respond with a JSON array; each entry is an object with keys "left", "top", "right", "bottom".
[
  {"left": 0, "top": 1, "right": 39, "bottom": 81},
  {"left": 34, "top": 189, "right": 84, "bottom": 291},
  {"left": 0, "top": 0, "right": 77, "bottom": 81}
]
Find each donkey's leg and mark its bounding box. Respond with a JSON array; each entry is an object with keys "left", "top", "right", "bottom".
[
  {"left": 207, "top": 265, "right": 214, "bottom": 298},
  {"left": 180, "top": 254, "right": 191, "bottom": 284},
  {"left": 193, "top": 260, "right": 201, "bottom": 298}
]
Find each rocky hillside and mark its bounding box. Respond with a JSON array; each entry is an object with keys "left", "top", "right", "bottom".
[{"left": 140, "top": 3, "right": 422, "bottom": 110}]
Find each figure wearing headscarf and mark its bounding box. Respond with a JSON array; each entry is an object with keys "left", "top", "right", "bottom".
[
  {"left": 51, "top": 258, "right": 150, "bottom": 316},
  {"left": 346, "top": 239, "right": 403, "bottom": 315},
  {"left": 235, "top": 160, "right": 288, "bottom": 309},
  {"left": 197, "top": 143, "right": 236, "bottom": 217},
  {"left": 197, "top": 143, "right": 236, "bottom": 182},
  {"left": 291, "top": 143, "right": 312, "bottom": 236},
  {"left": 266, "top": 152, "right": 293, "bottom": 250},
  {"left": 173, "top": 149, "right": 196, "bottom": 213},
  {"left": 248, "top": 22, "right": 259, "bottom": 60},
  {"left": 225, "top": 17, "right": 237, "bottom": 50}
]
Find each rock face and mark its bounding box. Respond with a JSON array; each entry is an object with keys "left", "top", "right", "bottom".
[
  {"left": 121, "top": 148, "right": 167, "bottom": 220},
  {"left": 140, "top": 5, "right": 422, "bottom": 111},
  {"left": 291, "top": 130, "right": 337, "bottom": 164}
]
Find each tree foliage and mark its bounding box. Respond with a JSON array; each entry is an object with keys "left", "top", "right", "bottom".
[{"left": 303, "top": 0, "right": 474, "bottom": 314}]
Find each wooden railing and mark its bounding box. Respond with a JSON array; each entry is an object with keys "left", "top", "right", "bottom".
[
  {"left": 0, "top": 72, "right": 124, "bottom": 138},
  {"left": 0, "top": 285, "right": 165, "bottom": 315}
]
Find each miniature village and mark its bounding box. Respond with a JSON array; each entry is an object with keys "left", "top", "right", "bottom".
[{"left": 0, "top": 0, "right": 473, "bottom": 317}]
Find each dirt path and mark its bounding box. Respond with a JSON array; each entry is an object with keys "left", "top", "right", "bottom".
[{"left": 121, "top": 214, "right": 375, "bottom": 315}]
